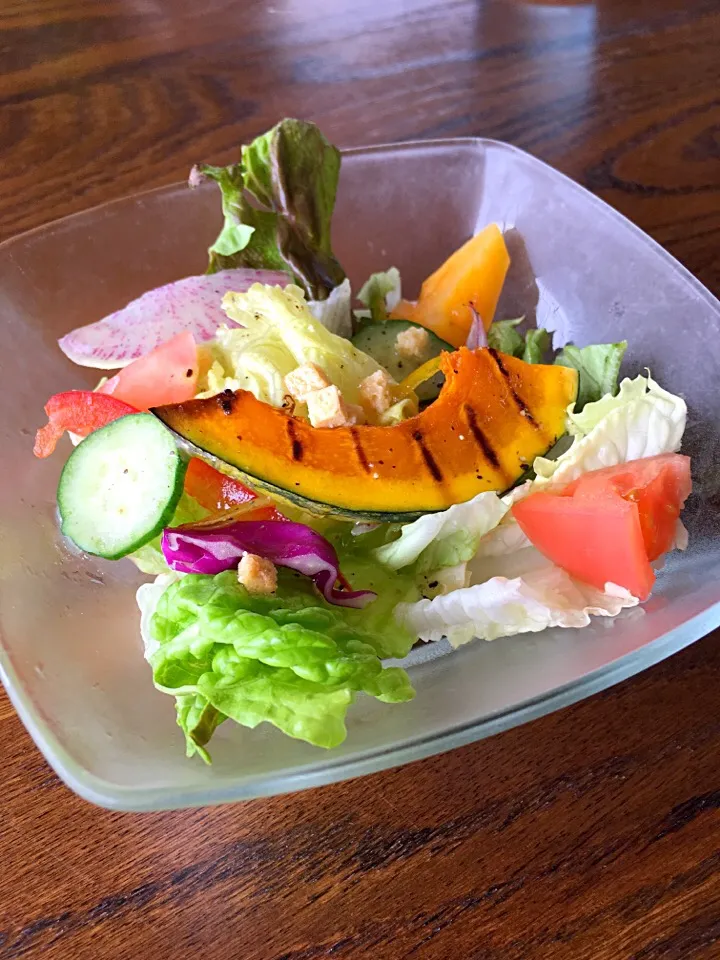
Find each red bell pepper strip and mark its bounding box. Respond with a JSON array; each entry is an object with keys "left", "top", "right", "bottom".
[
  {"left": 183, "top": 458, "right": 285, "bottom": 520},
  {"left": 33, "top": 390, "right": 138, "bottom": 458}
]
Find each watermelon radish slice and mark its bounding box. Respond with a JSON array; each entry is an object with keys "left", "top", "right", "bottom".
[{"left": 58, "top": 268, "right": 290, "bottom": 369}]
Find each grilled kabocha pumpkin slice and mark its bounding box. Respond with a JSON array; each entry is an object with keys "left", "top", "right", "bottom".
[{"left": 153, "top": 348, "right": 578, "bottom": 522}]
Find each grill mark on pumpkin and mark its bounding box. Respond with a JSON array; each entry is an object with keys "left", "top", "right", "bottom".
[
  {"left": 488, "top": 348, "right": 539, "bottom": 427},
  {"left": 412, "top": 431, "right": 443, "bottom": 483},
  {"left": 286, "top": 419, "right": 303, "bottom": 462},
  {"left": 218, "top": 389, "right": 235, "bottom": 416},
  {"left": 463, "top": 404, "right": 501, "bottom": 470},
  {"left": 350, "top": 428, "right": 372, "bottom": 473}
]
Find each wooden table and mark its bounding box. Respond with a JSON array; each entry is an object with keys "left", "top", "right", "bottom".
[{"left": 2, "top": 1, "right": 719, "bottom": 957}]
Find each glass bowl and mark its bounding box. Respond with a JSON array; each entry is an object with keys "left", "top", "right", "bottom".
[{"left": 1, "top": 139, "right": 718, "bottom": 811}]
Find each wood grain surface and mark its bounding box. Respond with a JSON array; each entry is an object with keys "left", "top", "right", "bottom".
[{"left": 1, "top": 1, "right": 719, "bottom": 957}]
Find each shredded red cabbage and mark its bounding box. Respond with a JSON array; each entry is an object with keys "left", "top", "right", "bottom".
[
  {"left": 161, "top": 520, "right": 376, "bottom": 608},
  {"left": 465, "top": 306, "right": 487, "bottom": 349}
]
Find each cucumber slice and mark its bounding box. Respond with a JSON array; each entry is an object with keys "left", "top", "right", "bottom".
[
  {"left": 57, "top": 413, "right": 186, "bottom": 560},
  {"left": 351, "top": 320, "right": 452, "bottom": 401}
]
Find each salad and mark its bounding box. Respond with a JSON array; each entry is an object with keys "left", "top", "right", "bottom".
[{"left": 34, "top": 119, "right": 691, "bottom": 762}]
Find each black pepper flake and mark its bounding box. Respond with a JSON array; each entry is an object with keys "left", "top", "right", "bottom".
[
  {"left": 428, "top": 580, "right": 439, "bottom": 589},
  {"left": 186, "top": 368, "right": 193, "bottom": 377}
]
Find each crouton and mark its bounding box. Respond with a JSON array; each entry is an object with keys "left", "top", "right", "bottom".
[
  {"left": 395, "top": 326, "right": 430, "bottom": 359},
  {"left": 346, "top": 403, "right": 366, "bottom": 425},
  {"left": 306, "top": 385, "right": 360, "bottom": 428},
  {"left": 359, "top": 369, "right": 394, "bottom": 416},
  {"left": 284, "top": 363, "right": 331, "bottom": 403},
  {"left": 237, "top": 554, "right": 277, "bottom": 594}
]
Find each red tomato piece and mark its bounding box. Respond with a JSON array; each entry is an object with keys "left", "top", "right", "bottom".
[
  {"left": 512, "top": 454, "right": 691, "bottom": 600},
  {"left": 237, "top": 503, "right": 286, "bottom": 522},
  {"left": 184, "top": 458, "right": 256, "bottom": 512},
  {"left": 183, "top": 458, "right": 285, "bottom": 521},
  {"left": 34, "top": 391, "right": 137, "bottom": 458},
  {"left": 98, "top": 331, "right": 198, "bottom": 410},
  {"left": 513, "top": 491, "right": 655, "bottom": 599},
  {"left": 561, "top": 454, "right": 691, "bottom": 561}
]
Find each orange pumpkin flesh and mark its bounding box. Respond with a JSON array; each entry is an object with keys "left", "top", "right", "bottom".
[
  {"left": 153, "top": 348, "right": 577, "bottom": 522},
  {"left": 390, "top": 224, "right": 510, "bottom": 347}
]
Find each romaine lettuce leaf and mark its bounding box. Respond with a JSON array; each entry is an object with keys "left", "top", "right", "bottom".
[
  {"left": 374, "top": 491, "right": 509, "bottom": 574},
  {"left": 307, "top": 278, "right": 352, "bottom": 338},
  {"left": 356, "top": 267, "right": 402, "bottom": 323},
  {"left": 535, "top": 373, "right": 687, "bottom": 486},
  {"left": 137, "top": 569, "right": 415, "bottom": 758},
  {"left": 214, "top": 283, "right": 396, "bottom": 409},
  {"left": 396, "top": 563, "right": 639, "bottom": 646},
  {"left": 555, "top": 341, "right": 627, "bottom": 410},
  {"left": 193, "top": 119, "right": 345, "bottom": 301},
  {"left": 470, "top": 511, "right": 535, "bottom": 564}
]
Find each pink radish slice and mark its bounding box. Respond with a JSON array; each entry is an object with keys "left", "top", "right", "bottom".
[{"left": 58, "top": 268, "right": 290, "bottom": 369}]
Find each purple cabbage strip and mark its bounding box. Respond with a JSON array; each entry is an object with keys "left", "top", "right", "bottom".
[
  {"left": 161, "top": 520, "right": 376, "bottom": 609},
  {"left": 465, "top": 306, "right": 487, "bottom": 349}
]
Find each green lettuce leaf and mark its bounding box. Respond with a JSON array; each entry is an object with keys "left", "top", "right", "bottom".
[
  {"left": 522, "top": 328, "right": 550, "bottom": 364},
  {"left": 534, "top": 373, "right": 686, "bottom": 485},
  {"left": 326, "top": 544, "right": 421, "bottom": 658},
  {"left": 141, "top": 570, "right": 415, "bottom": 758},
  {"left": 193, "top": 119, "right": 345, "bottom": 300},
  {"left": 487, "top": 319, "right": 550, "bottom": 363},
  {"left": 176, "top": 695, "right": 225, "bottom": 762},
  {"left": 213, "top": 283, "right": 401, "bottom": 410},
  {"left": 128, "top": 492, "right": 208, "bottom": 574},
  {"left": 374, "top": 491, "right": 509, "bottom": 576},
  {"left": 356, "top": 267, "right": 402, "bottom": 323},
  {"left": 555, "top": 341, "right": 627, "bottom": 410},
  {"left": 487, "top": 318, "right": 524, "bottom": 355},
  {"left": 487, "top": 320, "right": 625, "bottom": 406}
]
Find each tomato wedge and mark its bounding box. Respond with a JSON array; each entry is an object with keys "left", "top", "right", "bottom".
[
  {"left": 183, "top": 458, "right": 284, "bottom": 520},
  {"left": 561, "top": 454, "right": 691, "bottom": 561},
  {"left": 34, "top": 391, "right": 137, "bottom": 458},
  {"left": 98, "top": 331, "right": 198, "bottom": 410},
  {"left": 512, "top": 454, "right": 691, "bottom": 600}
]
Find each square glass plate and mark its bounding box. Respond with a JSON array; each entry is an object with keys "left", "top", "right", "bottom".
[{"left": 1, "top": 139, "right": 719, "bottom": 811}]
